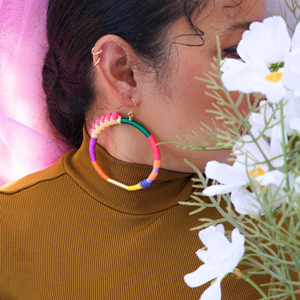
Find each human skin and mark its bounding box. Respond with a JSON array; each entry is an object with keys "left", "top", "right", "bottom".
[{"left": 87, "top": 0, "right": 267, "bottom": 173}]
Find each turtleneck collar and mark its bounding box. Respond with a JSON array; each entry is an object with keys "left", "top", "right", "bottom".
[{"left": 63, "top": 127, "right": 196, "bottom": 215}]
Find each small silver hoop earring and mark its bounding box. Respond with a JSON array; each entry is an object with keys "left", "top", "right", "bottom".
[{"left": 91, "top": 47, "right": 103, "bottom": 67}]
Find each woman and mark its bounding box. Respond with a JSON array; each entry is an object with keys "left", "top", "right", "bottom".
[{"left": 1, "top": 0, "right": 268, "bottom": 299}]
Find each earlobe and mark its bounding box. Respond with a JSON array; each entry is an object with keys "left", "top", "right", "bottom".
[{"left": 92, "top": 35, "right": 138, "bottom": 108}]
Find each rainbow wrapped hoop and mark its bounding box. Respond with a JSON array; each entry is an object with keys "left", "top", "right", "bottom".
[{"left": 89, "top": 112, "right": 161, "bottom": 191}]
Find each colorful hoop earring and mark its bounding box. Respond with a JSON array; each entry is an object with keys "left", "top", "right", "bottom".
[{"left": 89, "top": 111, "right": 161, "bottom": 191}]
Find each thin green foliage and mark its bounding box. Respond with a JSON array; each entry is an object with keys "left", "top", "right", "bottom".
[{"left": 180, "top": 2, "right": 300, "bottom": 298}]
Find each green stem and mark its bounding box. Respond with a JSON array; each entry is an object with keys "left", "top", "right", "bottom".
[
  {"left": 242, "top": 276, "right": 268, "bottom": 299},
  {"left": 279, "top": 247, "right": 297, "bottom": 300},
  {"left": 280, "top": 101, "right": 290, "bottom": 193},
  {"left": 157, "top": 141, "right": 231, "bottom": 151}
]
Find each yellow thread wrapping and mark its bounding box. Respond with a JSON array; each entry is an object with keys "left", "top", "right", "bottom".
[
  {"left": 110, "top": 116, "right": 117, "bottom": 126},
  {"left": 104, "top": 118, "right": 110, "bottom": 127},
  {"left": 116, "top": 115, "right": 122, "bottom": 124},
  {"left": 128, "top": 183, "right": 143, "bottom": 191},
  {"left": 107, "top": 179, "right": 129, "bottom": 190},
  {"left": 94, "top": 124, "right": 102, "bottom": 135},
  {"left": 265, "top": 72, "right": 283, "bottom": 82},
  {"left": 91, "top": 115, "right": 121, "bottom": 139},
  {"left": 101, "top": 115, "right": 119, "bottom": 130}
]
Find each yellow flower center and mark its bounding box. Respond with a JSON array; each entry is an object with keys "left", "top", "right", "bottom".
[
  {"left": 249, "top": 168, "right": 265, "bottom": 178},
  {"left": 265, "top": 72, "right": 283, "bottom": 82}
]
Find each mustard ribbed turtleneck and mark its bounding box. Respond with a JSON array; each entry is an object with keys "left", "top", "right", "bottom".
[{"left": 1, "top": 128, "right": 268, "bottom": 299}]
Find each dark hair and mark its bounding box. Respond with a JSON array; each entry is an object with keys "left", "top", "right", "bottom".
[{"left": 42, "top": 0, "right": 224, "bottom": 148}]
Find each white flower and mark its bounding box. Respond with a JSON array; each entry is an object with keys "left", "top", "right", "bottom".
[
  {"left": 249, "top": 93, "right": 300, "bottom": 136},
  {"left": 237, "top": 16, "right": 290, "bottom": 64},
  {"left": 282, "top": 22, "right": 300, "bottom": 96},
  {"left": 248, "top": 100, "right": 277, "bottom": 136},
  {"left": 203, "top": 126, "right": 285, "bottom": 196},
  {"left": 221, "top": 16, "right": 300, "bottom": 103},
  {"left": 295, "top": 177, "right": 300, "bottom": 194},
  {"left": 231, "top": 189, "right": 262, "bottom": 216},
  {"left": 203, "top": 160, "right": 249, "bottom": 196},
  {"left": 231, "top": 170, "right": 288, "bottom": 216},
  {"left": 234, "top": 126, "right": 286, "bottom": 174},
  {"left": 221, "top": 57, "right": 286, "bottom": 103},
  {"left": 184, "top": 225, "right": 245, "bottom": 300},
  {"left": 203, "top": 126, "right": 288, "bottom": 215}
]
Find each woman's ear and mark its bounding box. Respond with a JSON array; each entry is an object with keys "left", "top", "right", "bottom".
[{"left": 92, "top": 35, "right": 138, "bottom": 108}]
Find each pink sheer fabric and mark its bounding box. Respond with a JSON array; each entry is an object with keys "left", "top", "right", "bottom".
[{"left": 0, "top": 0, "right": 68, "bottom": 186}]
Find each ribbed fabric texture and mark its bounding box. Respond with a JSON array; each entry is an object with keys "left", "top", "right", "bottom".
[{"left": 1, "top": 128, "right": 269, "bottom": 299}]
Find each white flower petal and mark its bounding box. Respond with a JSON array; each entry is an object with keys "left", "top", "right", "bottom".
[
  {"left": 280, "top": 92, "right": 300, "bottom": 135},
  {"left": 290, "top": 118, "right": 300, "bottom": 132},
  {"left": 237, "top": 16, "right": 290, "bottom": 64},
  {"left": 249, "top": 112, "right": 265, "bottom": 130},
  {"left": 199, "top": 226, "right": 230, "bottom": 249},
  {"left": 262, "top": 80, "right": 286, "bottom": 103},
  {"left": 282, "top": 48, "right": 300, "bottom": 95},
  {"left": 184, "top": 264, "right": 222, "bottom": 288},
  {"left": 232, "top": 159, "right": 247, "bottom": 173},
  {"left": 196, "top": 249, "right": 210, "bottom": 264},
  {"left": 231, "top": 190, "right": 262, "bottom": 216},
  {"left": 200, "top": 277, "right": 222, "bottom": 300},
  {"left": 220, "top": 58, "right": 244, "bottom": 73},
  {"left": 249, "top": 107, "right": 275, "bottom": 137},
  {"left": 221, "top": 57, "right": 269, "bottom": 93},
  {"left": 208, "top": 247, "right": 233, "bottom": 271},
  {"left": 256, "top": 170, "right": 286, "bottom": 187},
  {"left": 215, "top": 224, "right": 225, "bottom": 235},
  {"left": 186, "top": 226, "right": 245, "bottom": 299},
  {"left": 204, "top": 160, "right": 221, "bottom": 179},
  {"left": 205, "top": 161, "right": 247, "bottom": 185},
  {"left": 292, "top": 21, "right": 300, "bottom": 50},
  {"left": 295, "top": 176, "right": 300, "bottom": 194},
  {"left": 252, "top": 127, "right": 276, "bottom": 161},
  {"left": 231, "top": 228, "right": 245, "bottom": 260},
  {"left": 200, "top": 226, "right": 245, "bottom": 274},
  {"left": 235, "top": 128, "right": 274, "bottom": 170},
  {"left": 270, "top": 125, "right": 286, "bottom": 167},
  {"left": 202, "top": 183, "right": 243, "bottom": 196},
  {"left": 231, "top": 228, "right": 245, "bottom": 246}
]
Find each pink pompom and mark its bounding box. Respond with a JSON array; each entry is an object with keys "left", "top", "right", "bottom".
[
  {"left": 96, "top": 118, "right": 101, "bottom": 125},
  {"left": 106, "top": 113, "right": 112, "bottom": 121},
  {"left": 89, "top": 129, "right": 93, "bottom": 136},
  {"left": 100, "top": 115, "right": 106, "bottom": 123},
  {"left": 112, "top": 111, "right": 119, "bottom": 120}
]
